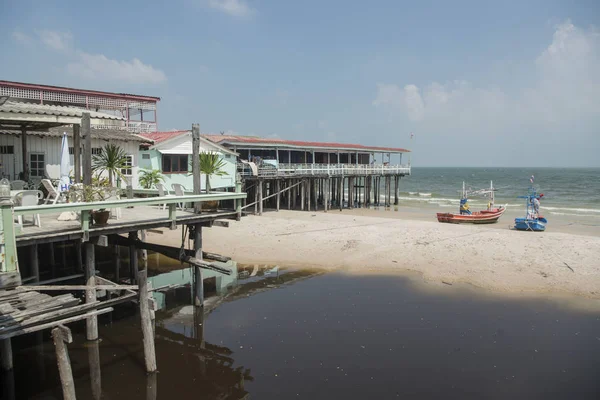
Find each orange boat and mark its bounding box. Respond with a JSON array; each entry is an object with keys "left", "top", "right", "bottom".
[
  {"left": 436, "top": 181, "right": 506, "bottom": 224},
  {"left": 436, "top": 207, "right": 506, "bottom": 224}
]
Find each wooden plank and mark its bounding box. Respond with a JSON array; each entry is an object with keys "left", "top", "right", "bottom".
[
  {"left": 212, "top": 220, "right": 229, "bottom": 228},
  {"left": 0, "top": 273, "right": 21, "bottom": 291},
  {"left": 0, "top": 308, "right": 112, "bottom": 340},
  {"left": 19, "top": 285, "right": 138, "bottom": 291}
]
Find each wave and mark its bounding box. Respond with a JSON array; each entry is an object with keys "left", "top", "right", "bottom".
[
  {"left": 541, "top": 206, "right": 600, "bottom": 214},
  {"left": 419, "top": 193, "right": 432, "bottom": 197},
  {"left": 548, "top": 212, "right": 600, "bottom": 217}
]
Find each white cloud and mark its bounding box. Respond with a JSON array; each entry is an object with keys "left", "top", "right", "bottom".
[
  {"left": 67, "top": 52, "right": 167, "bottom": 84},
  {"left": 207, "top": 0, "right": 255, "bottom": 18},
  {"left": 373, "top": 20, "right": 600, "bottom": 134},
  {"left": 37, "top": 30, "right": 72, "bottom": 52},
  {"left": 12, "top": 31, "right": 32, "bottom": 44}
]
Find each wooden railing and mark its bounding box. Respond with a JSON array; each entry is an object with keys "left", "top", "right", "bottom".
[
  {"left": 0, "top": 191, "right": 246, "bottom": 275},
  {"left": 238, "top": 163, "right": 411, "bottom": 177}
]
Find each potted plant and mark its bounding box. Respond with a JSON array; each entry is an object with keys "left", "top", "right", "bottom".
[
  {"left": 198, "top": 153, "right": 228, "bottom": 211},
  {"left": 73, "top": 182, "right": 111, "bottom": 226}
]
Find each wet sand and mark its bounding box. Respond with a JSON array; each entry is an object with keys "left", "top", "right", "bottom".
[{"left": 147, "top": 208, "right": 600, "bottom": 301}]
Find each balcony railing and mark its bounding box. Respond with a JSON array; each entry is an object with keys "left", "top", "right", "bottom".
[{"left": 238, "top": 163, "right": 411, "bottom": 177}]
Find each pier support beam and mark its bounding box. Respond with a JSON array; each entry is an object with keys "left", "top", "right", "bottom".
[
  {"left": 0, "top": 339, "right": 12, "bottom": 371},
  {"left": 88, "top": 340, "right": 102, "bottom": 400},
  {"left": 193, "top": 224, "right": 204, "bottom": 307},
  {"left": 85, "top": 243, "right": 98, "bottom": 341},
  {"left": 30, "top": 244, "right": 39, "bottom": 283},
  {"left": 138, "top": 268, "right": 157, "bottom": 373},
  {"left": 128, "top": 231, "right": 138, "bottom": 285},
  {"left": 276, "top": 179, "right": 280, "bottom": 212},
  {"left": 52, "top": 325, "right": 76, "bottom": 400},
  {"left": 258, "top": 180, "right": 263, "bottom": 215},
  {"left": 394, "top": 176, "right": 400, "bottom": 205}
]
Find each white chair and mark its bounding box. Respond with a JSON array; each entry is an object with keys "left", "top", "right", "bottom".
[
  {"left": 41, "top": 179, "right": 61, "bottom": 204},
  {"left": 105, "top": 189, "right": 122, "bottom": 220},
  {"left": 14, "top": 190, "right": 43, "bottom": 228},
  {"left": 10, "top": 180, "right": 27, "bottom": 190},
  {"left": 171, "top": 183, "right": 186, "bottom": 210},
  {"left": 156, "top": 183, "right": 175, "bottom": 210}
]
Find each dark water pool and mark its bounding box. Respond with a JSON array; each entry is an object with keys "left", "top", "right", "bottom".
[{"left": 3, "top": 270, "right": 600, "bottom": 399}]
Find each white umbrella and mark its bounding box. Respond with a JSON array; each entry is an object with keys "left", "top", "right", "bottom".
[{"left": 59, "top": 132, "right": 70, "bottom": 192}]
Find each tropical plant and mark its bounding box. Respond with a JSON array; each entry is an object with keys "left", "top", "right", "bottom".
[
  {"left": 198, "top": 153, "right": 228, "bottom": 192},
  {"left": 138, "top": 168, "right": 165, "bottom": 189},
  {"left": 91, "top": 144, "right": 129, "bottom": 186}
]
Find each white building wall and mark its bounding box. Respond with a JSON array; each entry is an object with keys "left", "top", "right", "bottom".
[{"left": 0, "top": 134, "right": 141, "bottom": 188}]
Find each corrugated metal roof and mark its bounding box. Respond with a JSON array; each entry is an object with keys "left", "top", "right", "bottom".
[
  {"left": 203, "top": 134, "right": 410, "bottom": 153},
  {"left": 0, "top": 127, "right": 153, "bottom": 143},
  {"left": 0, "top": 100, "right": 125, "bottom": 120},
  {"left": 0, "top": 80, "right": 160, "bottom": 101}
]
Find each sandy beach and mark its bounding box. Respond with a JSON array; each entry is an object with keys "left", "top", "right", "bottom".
[{"left": 145, "top": 207, "right": 600, "bottom": 301}]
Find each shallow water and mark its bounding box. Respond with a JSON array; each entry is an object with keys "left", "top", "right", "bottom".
[{"left": 3, "top": 268, "right": 600, "bottom": 399}]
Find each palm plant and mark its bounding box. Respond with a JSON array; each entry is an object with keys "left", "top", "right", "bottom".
[
  {"left": 91, "top": 144, "right": 128, "bottom": 187},
  {"left": 138, "top": 168, "right": 165, "bottom": 189},
  {"left": 199, "top": 153, "right": 227, "bottom": 192}
]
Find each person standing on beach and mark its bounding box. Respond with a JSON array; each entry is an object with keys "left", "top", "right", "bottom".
[{"left": 532, "top": 196, "right": 541, "bottom": 217}]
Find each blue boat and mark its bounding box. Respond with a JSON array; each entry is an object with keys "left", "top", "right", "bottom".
[{"left": 514, "top": 183, "right": 547, "bottom": 232}]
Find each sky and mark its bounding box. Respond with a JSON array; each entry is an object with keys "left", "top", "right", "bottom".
[{"left": 1, "top": 0, "right": 599, "bottom": 167}]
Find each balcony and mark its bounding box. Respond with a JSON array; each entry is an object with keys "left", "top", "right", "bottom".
[{"left": 238, "top": 163, "right": 411, "bottom": 177}]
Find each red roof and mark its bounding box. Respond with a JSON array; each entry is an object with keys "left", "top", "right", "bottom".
[
  {"left": 0, "top": 80, "right": 160, "bottom": 102},
  {"left": 139, "top": 130, "right": 189, "bottom": 144},
  {"left": 203, "top": 134, "right": 410, "bottom": 153}
]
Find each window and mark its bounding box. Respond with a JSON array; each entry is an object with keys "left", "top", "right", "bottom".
[
  {"left": 162, "top": 154, "right": 188, "bottom": 173},
  {"left": 142, "top": 153, "right": 150, "bottom": 160},
  {"left": 121, "top": 155, "right": 134, "bottom": 176},
  {"left": 30, "top": 153, "right": 45, "bottom": 177},
  {"left": 0, "top": 146, "right": 14, "bottom": 154}
]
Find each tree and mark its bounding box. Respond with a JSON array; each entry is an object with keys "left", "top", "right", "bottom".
[
  {"left": 199, "top": 153, "right": 227, "bottom": 192},
  {"left": 91, "top": 144, "right": 128, "bottom": 187},
  {"left": 138, "top": 168, "right": 165, "bottom": 189}
]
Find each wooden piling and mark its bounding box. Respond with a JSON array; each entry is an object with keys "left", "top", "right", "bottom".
[
  {"left": 73, "top": 124, "right": 81, "bottom": 183},
  {"left": 340, "top": 178, "right": 344, "bottom": 211},
  {"left": 138, "top": 269, "right": 157, "bottom": 373},
  {"left": 82, "top": 112, "right": 92, "bottom": 186},
  {"left": 113, "top": 245, "right": 120, "bottom": 283},
  {"left": 193, "top": 224, "right": 204, "bottom": 307},
  {"left": 88, "top": 340, "right": 102, "bottom": 400},
  {"left": 85, "top": 242, "right": 98, "bottom": 341},
  {"left": 30, "top": 244, "right": 39, "bottom": 283},
  {"left": 394, "top": 176, "right": 399, "bottom": 205},
  {"left": 51, "top": 325, "right": 76, "bottom": 400},
  {"left": 300, "top": 180, "right": 305, "bottom": 211},
  {"left": 74, "top": 241, "right": 83, "bottom": 273},
  {"left": 324, "top": 179, "right": 329, "bottom": 212},
  {"left": 0, "top": 338, "right": 12, "bottom": 371},
  {"left": 276, "top": 179, "right": 280, "bottom": 212},
  {"left": 128, "top": 231, "right": 138, "bottom": 285},
  {"left": 258, "top": 180, "right": 263, "bottom": 215}
]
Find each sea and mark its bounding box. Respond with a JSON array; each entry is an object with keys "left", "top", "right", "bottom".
[{"left": 395, "top": 167, "right": 600, "bottom": 219}]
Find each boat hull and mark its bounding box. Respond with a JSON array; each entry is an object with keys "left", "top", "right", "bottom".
[
  {"left": 436, "top": 208, "right": 505, "bottom": 224},
  {"left": 514, "top": 217, "right": 546, "bottom": 231}
]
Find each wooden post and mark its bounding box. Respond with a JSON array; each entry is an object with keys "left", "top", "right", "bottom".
[
  {"left": 0, "top": 339, "right": 12, "bottom": 371},
  {"left": 307, "top": 178, "right": 311, "bottom": 211},
  {"left": 113, "top": 244, "right": 120, "bottom": 283},
  {"left": 146, "top": 372, "right": 157, "bottom": 400},
  {"left": 254, "top": 182, "right": 258, "bottom": 214},
  {"left": 20, "top": 127, "right": 28, "bottom": 182},
  {"left": 258, "top": 180, "right": 263, "bottom": 215},
  {"left": 74, "top": 241, "right": 83, "bottom": 273},
  {"left": 287, "top": 179, "right": 291, "bottom": 210},
  {"left": 192, "top": 124, "right": 201, "bottom": 213},
  {"left": 193, "top": 224, "right": 203, "bottom": 307},
  {"left": 128, "top": 231, "right": 138, "bottom": 285},
  {"left": 140, "top": 230, "right": 148, "bottom": 262},
  {"left": 394, "top": 176, "right": 400, "bottom": 205},
  {"left": 49, "top": 243, "right": 56, "bottom": 278},
  {"left": 340, "top": 178, "right": 344, "bottom": 211},
  {"left": 292, "top": 180, "right": 297, "bottom": 209},
  {"left": 85, "top": 243, "right": 98, "bottom": 341},
  {"left": 31, "top": 244, "right": 39, "bottom": 283},
  {"left": 324, "top": 179, "right": 329, "bottom": 212},
  {"left": 51, "top": 325, "right": 76, "bottom": 400},
  {"left": 82, "top": 112, "right": 92, "bottom": 185},
  {"left": 73, "top": 124, "right": 81, "bottom": 183},
  {"left": 276, "top": 179, "right": 280, "bottom": 211},
  {"left": 300, "top": 180, "right": 305, "bottom": 211},
  {"left": 88, "top": 340, "right": 102, "bottom": 400},
  {"left": 138, "top": 269, "right": 157, "bottom": 372}
]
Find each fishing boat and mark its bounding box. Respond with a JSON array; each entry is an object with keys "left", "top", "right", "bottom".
[
  {"left": 436, "top": 181, "right": 506, "bottom": 224},
  {"left": 513, "top": 183, "right": 547, "bottom": 231}
]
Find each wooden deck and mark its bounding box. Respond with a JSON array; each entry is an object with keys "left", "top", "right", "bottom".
[{"left": 15, "top": 206, "right": 238, "bottom": 246}]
